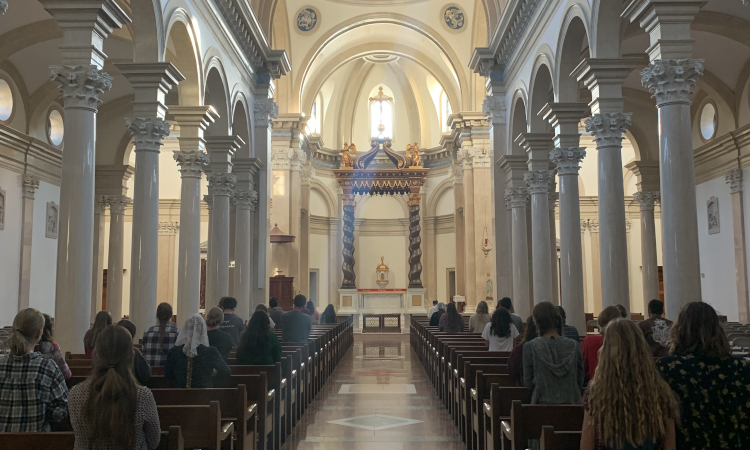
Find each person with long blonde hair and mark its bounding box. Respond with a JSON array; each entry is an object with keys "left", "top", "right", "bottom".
[
  {"left": 581, "top": 318, "right": 678, "bottom": 450},
  {"left": 69, "top": 325, "right": 161, "bottom": 449},
  {"left": 0, "top": 308, "right": 68, "bottom": 431},
  {"left": 468, "top": 300, "right": 492, "bottom": 333}
]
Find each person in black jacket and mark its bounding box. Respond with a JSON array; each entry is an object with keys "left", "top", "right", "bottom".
[
  {"left": 116, "top": 319, "right": 151, "bottom": 385},
  {"left": 165, "top": 314, "right": 230, "bottom": 388},
  {"left": 429, "top": 303, "right": 446, "bottom": 327},
  {"left": 205, "top": 307, "right": 233, "bottom": 361}
]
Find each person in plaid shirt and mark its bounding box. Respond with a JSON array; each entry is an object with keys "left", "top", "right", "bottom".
[
  {"left": 0, "top": 308, "right": 68, "bottom": 432},
  {"left": 142, "top": 303, "right": 180, "bottom": 367}
]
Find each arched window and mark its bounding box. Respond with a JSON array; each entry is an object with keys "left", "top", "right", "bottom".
[
  {"left": 369, "top": 86, "right": 394, "bottom": 139},
  {"left": 440, "top": 90, "right": 452, "bottom": 133}
]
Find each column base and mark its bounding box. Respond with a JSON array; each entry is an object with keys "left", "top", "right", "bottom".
[
  {"left": 406, "top": 288, "right": 427, "bottom": 314},
  {"left": 338, "top": 288, "right": 359, "bottom": 314}
]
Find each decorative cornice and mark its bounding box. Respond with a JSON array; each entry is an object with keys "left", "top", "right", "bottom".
[
  {"left": 233, "top": 188, "right": 258, "bottom": 211},
  {"left": 549, "top": 147, "right": 586, "bottom": 176},
  {"left": 158, "top": 221, "right": 179, "bottom": 235},
  {"left": 482, "top": 96, "right": 506, "bottom": 124},
  {"left": 504, "top": 187, "right": 528, "bottom": 208},
  {"left": 271, "top": 148, "right": 306, "bottom": 170},
  {"left": 126, "top": 117, "right": 171, "bottom": 153},
  {"left": 50, "top": 65, "right": 112, "bottom": 111},
  {"left": 174, "top": 150, "right": 210, "bottom": 178},
  {"left": 254, "top": 98, "right": 278, "bottom": 127},
  {"left": 458, "top": 147, "right": 491, "bottom": 169},
  {"left": 726, "top": 169, "right": 743, "bottom": 194},
  {"left": 207, "top": 173, "right": 237, "bottom": 196},
  {"left": 21, "top": 175, "right": 40, "bottom": 199},
  {"left": 641, "top": 59, "right": 704, "bottom": 107},
  {"left": 450, "top": 159, "right": 464, "bottom": 184},
  {"left": 585, "top": 112, "right": 632, "bottom": 148},
  {"left": 524, "top": 170, "right": 554, "bottom": 195},
  {"left": 632, "top": 191, "right": 660, "bottom": 211},
  {"left": 102, "top": 195, "right": 132, "bottom": 214}
]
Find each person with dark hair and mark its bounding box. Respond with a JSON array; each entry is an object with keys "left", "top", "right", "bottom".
[
  {"left": 281, "top": 294, "right": 313, "bottom": 343},
  {"left": 0, "top": 308, "right": 68, "bottom": 432},
  {"left": 236, "top": 311, "right": 282, "bottom": 365},
  {"left": 556, "top": 306, "right": 580, "bottom": 342},
  {"left": 205, "top": 307, "right": 233, "bottom": 362},
  {"left": 117, "top": 319, "right": 152, "bottom": 385},
  {"left": 581, "top": 306, "right": 622, "bottom": 381},
  {"left": 165, "top": 314, "right": 230, "bottom": 388},
  {"left": 142, "top": 303, "right": 179, "bottom": 367},
  {"left": 498, "top": 297, "right": 524, "bottom": 334},
  {"left": 481, "top": 307, "right": 518, "bottom": 351},
  {"left": 429, "top": 302, "right": 446, "bottom": 327},
  {"left": 615, "top": 304, "right": 628, "bottom": 318},
  {"left": 438, "top": 303, "right": 464, "bottom": 332},
  {"left": 656, "top": 302, "right": 750, "bottom": 449},
  {"left": 523, "top": 302, "right": 583, "bottom": 404},
  {"left": 255, "top": 304, "right": 276, "bottom": 330},
  {"left": 427, "top": 300, "right": 439, "bottom": 319},
  {"left": 268, "top": 297, "right": 284, "bottom": 330},
  {"left": 37, "top": 314, "right": 71, "bottom": 380},
  {"left": 219, "top": 297, "right": 245, "bottom": 346},
  {"left": 69, "top": 325, "right": 161, "bottom": 449},
  {"left": 508, "top": 316, "right": 537, "bottom": 387},
  {"left": 83, "top": 310, "right": 112, "bottom": 359},
  {"left": 306, "top": 300, "right": 320, "bottom": 323},
  {"left": 319, "top": 304, "right": 337, "bottom": 324},
  {"left": 637, "top": 299, "right": 673, "bottom": 358},
  {"left": 469, "top": 301, "right": 492, "bottom": 333}
]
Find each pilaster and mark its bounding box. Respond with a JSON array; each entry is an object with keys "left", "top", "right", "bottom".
[
  {"left": 18, "top": 175, "right": 40, "bottom": 311},
  {"left": 726, "top": 169, "right": 750, "bottom": 323}
]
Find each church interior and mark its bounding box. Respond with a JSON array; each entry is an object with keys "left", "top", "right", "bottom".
[{"left": 0, "top": 0, "right": 749, "bottom": 448}]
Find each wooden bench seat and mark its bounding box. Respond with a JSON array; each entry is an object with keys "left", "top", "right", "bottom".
[
  {"left": 502, "top": 401, "right": 584, "bottom": 450},
  {"left": 0, "top": 427, "right": 184, "bottom": 450},
  {"left": 157, "top": 401, "right": 234, "bottom": 450},
  {"left": 540, "top": 426, "right": 582, "bottom": 450}
]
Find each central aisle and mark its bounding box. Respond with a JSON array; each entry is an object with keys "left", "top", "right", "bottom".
[{"left": 283, "top": 334, "right": 463, "bottom": 450}]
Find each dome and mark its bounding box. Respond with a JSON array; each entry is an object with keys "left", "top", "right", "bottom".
[{"left": 376, "top": 256, "right": 389, "bottom": 271}]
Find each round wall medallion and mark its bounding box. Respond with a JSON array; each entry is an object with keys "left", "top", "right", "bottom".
[
  {"left": 441, "top": 4, "right": 466, "bottom": 32},
  {"left": 295, "top": 6, "right": 320, "bottom": 34}
]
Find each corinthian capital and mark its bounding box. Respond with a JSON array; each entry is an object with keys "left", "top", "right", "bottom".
[
  {"left": 203, "top": 194, "right": 213, "bottom": 208},
  {"left": 549, "top": 147, "right": 586, "bottom": 176},
  {"left": 301, "top": 162, "right": 315, "bottom": 184},
  {"left": 641, "top": 59, "right": 704, "bottom": 107},
  {"left": 174, "top": 150, "right": 210, "bottom": 178},
  {"left": 126, "top": 117, "right": 171, "bottom": 153},
  {"left": 450, "top": 159, "right": 464, "bottom": 184},
  {"left": 458, "top": 147, "right": 491, "bottom": 168},
  {"left": 254, "top": 98, "right": 279, "bottom": 127},
  {"left": 504, "top": 187, "right": 528, "bottom": 209},
  {"left": 233, "top": 189, "right": 259, "bottom": 211},
  {"left": 524, "top": 170, "right": 554, "bottom": 195},
  {"left": 50, "top": 65, "right": 112, "bottom": 110},
  {"left": 633, "top": 191, "right": 660, "bottom": 211},
  {"left": 726, "top": 169, "right": 743, "bottom": 194},
  {"left": 585, "top": 112, "right": 632, "bottom": 148},
  {"left": 208, "top": 173, "right": 237, "bottom": 197},
  {"left": 482, "top": 96, "right": 506, "bottom": 124},
  {"left": 22, "top": 175, "right": 40, "bottom": 199},
  {"left": 103, "top": 195, "right": 132, "bottom": 214},
  {"left": 548, "top": 192, "right": 559, "bottom": 211}
]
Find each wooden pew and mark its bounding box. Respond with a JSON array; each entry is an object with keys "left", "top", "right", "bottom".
[
  {"left": 540, "top": 426, "right": 582, "bottom": 450},
  {"left": 228, "top": 364, "right": 284, "bottom": 450},
  {"left": 448, "top": 351, "right": 508, "bottom": 418},
  {"left": 0, "top": 427, "right": 185, "bottom": 450},
  {"left": 483, "top": 386, "right": 531, "bottom": 450},
  {"left": 503, "top": 401, "right": 584, "bottom": 450},
  {"left": 471, "top": 371, "right": 515, "bottom": 450},
  {"left": 152, "top": 385, "right": 257, "bottom": 450},
  {"left": 460, "top": 364, "right": 507, "bottom": 447},
  {"left": 157, "top": 401, "right": 234, "bottom": 450}
]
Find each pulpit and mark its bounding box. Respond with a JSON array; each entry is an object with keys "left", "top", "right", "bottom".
[{"left": 270, "top": 275, "right": 294, "bottom": 310}]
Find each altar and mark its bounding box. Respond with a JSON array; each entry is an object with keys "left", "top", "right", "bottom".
[{"left": 340, "top": 288, "right": 426, "bottom": 333}]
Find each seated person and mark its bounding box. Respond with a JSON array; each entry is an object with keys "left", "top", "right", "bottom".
[
  {"left": 205, "top": 307, "right": 233, "bottom": 361},
  {"left": 142, "top": 303, "right": 179, "bottom": 367},
  {"left": 37, "top": 313, "right": 71, "bottom": 380},
  {"left": 429, "top": 303, "right": 446, "bottom": 327},
  {"left": 438, "top": 303, "right": 464, "bottom": 332},
  {"left": 117, "top": 319, "right": 152, "bottom": 385},
  {"left": 255, "top": 304, "right": 276, "bottom": 329},
  {"left": 236, "top": 311, "right": 282, "bottom": 365},
  {"left": 165, "top": 314, "right": 230, "bottom": 388},
  {"left": 281, "top": 294, "right": 313, "bottom": 343}
]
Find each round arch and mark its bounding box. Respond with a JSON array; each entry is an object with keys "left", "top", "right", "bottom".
[
  {"left": 528, "top": 48, "right": 555, "bottom": 132},
  {"left": 164, "top": 8, "right": 203, "bottom": 106},
  {"left": 426, "top": 177, "right": 455, "bottom": 217},
  {"left": 310, "top": 179, "right": 339, "bottom": 218},
  {"left": 509, "top": 87, "right": 528, "bottom": 156},
  {"left": 204, "top": 55, "right": 231, "bottom": 136},
  {"left": 131, "top": 0, "right": 165, "bottom": 62},
  {"left": 590, "top": 0, "right": 624, "bottom": 58},
  {"left": 555, "top": 3, "right": 591, "bottom": 102}
]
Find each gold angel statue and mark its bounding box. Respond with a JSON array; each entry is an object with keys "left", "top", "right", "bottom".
[
  {"left": 407, "top": 142, "right": 422, "bottom": 167},
  {"left": 341, "top": 142, "right": 354, "bottom": 168}
]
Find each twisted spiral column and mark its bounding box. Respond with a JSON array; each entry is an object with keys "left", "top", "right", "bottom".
[
  {"left": 341, "top": 194, "right": 357, "bottom": 289},
  {"left": 408, "top": 193, "right": 423, "bottom": 288}
]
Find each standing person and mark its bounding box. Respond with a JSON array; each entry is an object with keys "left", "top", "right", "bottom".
[
  {"left": 219, "top": 297, "right": 245, "bottom": 346},
  {"left": 427, "top": 300, "right": 439, "bottom": 319},
  {"left": 83, "top": 310, "right": 112, "bottom": 359},
  {"left": 281, "top": 295, "right": 313, "bottom": 343},
  {"left": 468, "top": 301, "right": 492, "bottom": 333},
  {"left": 116, "top": 319, "right": 152, "bottom": 386},
  {"left": 523, "top": 302, "right": 584, "bottom": 404},
  {"left": 657, "top": 302, "right": 750, "bottom": 450},
  {"left": 438, "top": 303, "right": 464, "bottom": 332},
  {"left": 236, "top": 311, "right": 282, "bottom": 365},
  {"left": 37, "top": 314, "right": 71, "bottom": 380},
  {"left": 142, "top": 303, "right": 179, "bottom": 367},
  {"left": 255, "top": 304, "right": 276, "bottom": 329},
  {"left": 205, "top": 307, "right": 233, "bottom": 362},
  {"left": 306, "top": 300, "right": 320, "bottom": 324},
  {"left": 319, "top": 304, "right": 337, "bottom": 324},
  {"left": 498, "top": 297, "right": 524, "bottom": 334},
  {"left": 165, "top": 314, "right": 230, "bottom": 388},
  {"left": 581, "top": 319, "right": 678, "bottom": 450},
  {"left": 556, "top": 306, "right": 580, "bottom": 342},
  {"left": 429, "top": 303, "right": 446, "bottom": 327},
  {"left": 637, "top": 299, "right": 673, "bottom": 358},
  {"left": 615, "top": 304, "right": 628, "bottom": 318},
  {"left": 0, "top": 308, "right": 68, "bottom": 432},
  {"left": 508, "top": 316, "right": 537, "bottom": 387},
  {"left": 268, "top": 297, "right": 284, "bottom": 329},
  {"left": 581, "top": 306, "right": 621, "bottom": 381},
  {"left": 481, "top": 307, "right": 519, "bottom": 351},
  {"left": 69, "top": 325, "right": 161, "bottom": 450}
]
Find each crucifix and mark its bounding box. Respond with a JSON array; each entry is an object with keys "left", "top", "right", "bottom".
[{"left": 369, "top": 86, "right": 393, "bottom": 137}]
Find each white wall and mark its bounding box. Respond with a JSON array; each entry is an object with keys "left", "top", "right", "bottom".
[
  {"left": 0, "top": 167, "right": 22, "bottom": 326},
  {"left": 436, "top": 232, "right": 456, "bottom": 303},
  {"left": 28, "top": 181, "right": 60, "bottom": 316},
  {"left": 310, "top": 233, "right": 330, "bottom": 304}
]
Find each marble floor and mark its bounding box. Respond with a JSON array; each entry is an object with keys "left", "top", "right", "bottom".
[{"left": 282, "top": 334, "right": 463, "bottom": 450}]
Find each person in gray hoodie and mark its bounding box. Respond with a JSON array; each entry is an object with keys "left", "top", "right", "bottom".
[{"left": 523, "top": 301, "right": 584, "bottom": 404}]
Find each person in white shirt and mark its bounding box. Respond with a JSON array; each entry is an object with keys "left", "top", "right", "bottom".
[
  {"left": 427, "top": 301, "right": 439, "bottom": 319},
  {"left": 481, "top": 307, "right": 519, "bottom": 352}
]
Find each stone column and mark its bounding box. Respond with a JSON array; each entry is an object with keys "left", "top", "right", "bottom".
[
  {"left": 157, "top": 222, "right": 178, "bottom": 308},
  {"left": 589, "top": 219, "right": 603, "bottom": 313},
  {"left": 505, "top": 188, "right": 531, "bottom": 317},
  {"left": 550, "top": 148, "right": 587, "bottom": 333},
  {"left": 17, "top": 175, "right": 40, "bottom": 311},
  {"left": 633, "top": 191, "right": 660, "bottom": 311},
  {"left": 580, "top": 219, "right": 589, "bottom": 312},
  {"left": 549, "top": 192, "right": 559, "bottom": 305},
  {"left": 103, "top": 195, "right": 130, "bottom": 322},
  {"left": 233, "top": 157, "right": 262, "bottom": 316},
  {"left": 204, "top": 193, "right": 213, "bottom": 307},
  {"left": 116, "top": 62, "right": 184, "bottom": 337},
  {"left": 299, "top": 161, "right": 314, "bottom": 296},
  {"left": 450, "top": 158, "right": 466, "bottom": 296},
  {"left": 90, "top": 198, "right": 106, "bottom": 321},
  {"left": 269, "top": 145, "right": 306, "bottom": 281},
  {"left": 726, "top": 170, "right": 750, "bottom": 323}
]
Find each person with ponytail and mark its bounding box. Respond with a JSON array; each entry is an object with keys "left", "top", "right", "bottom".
[
  {"left": 165, "top": 314, "right": 230, "bottom": 388},
  {"left": 142, "top": 303, "right": 179, "bottom": 367},
  {"left": 0, "top": 308, "right": 68, "bottom": 431},
  {"left": 69, "top": 325, "right": 161, "bottom": 449},
  {"left": 83, "top": 310, "right": 112, "bottom": 359}
]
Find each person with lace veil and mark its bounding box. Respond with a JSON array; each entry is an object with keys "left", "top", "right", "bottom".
[{"left": 165, "top": 314, "right": 230, "bottom": 388}]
